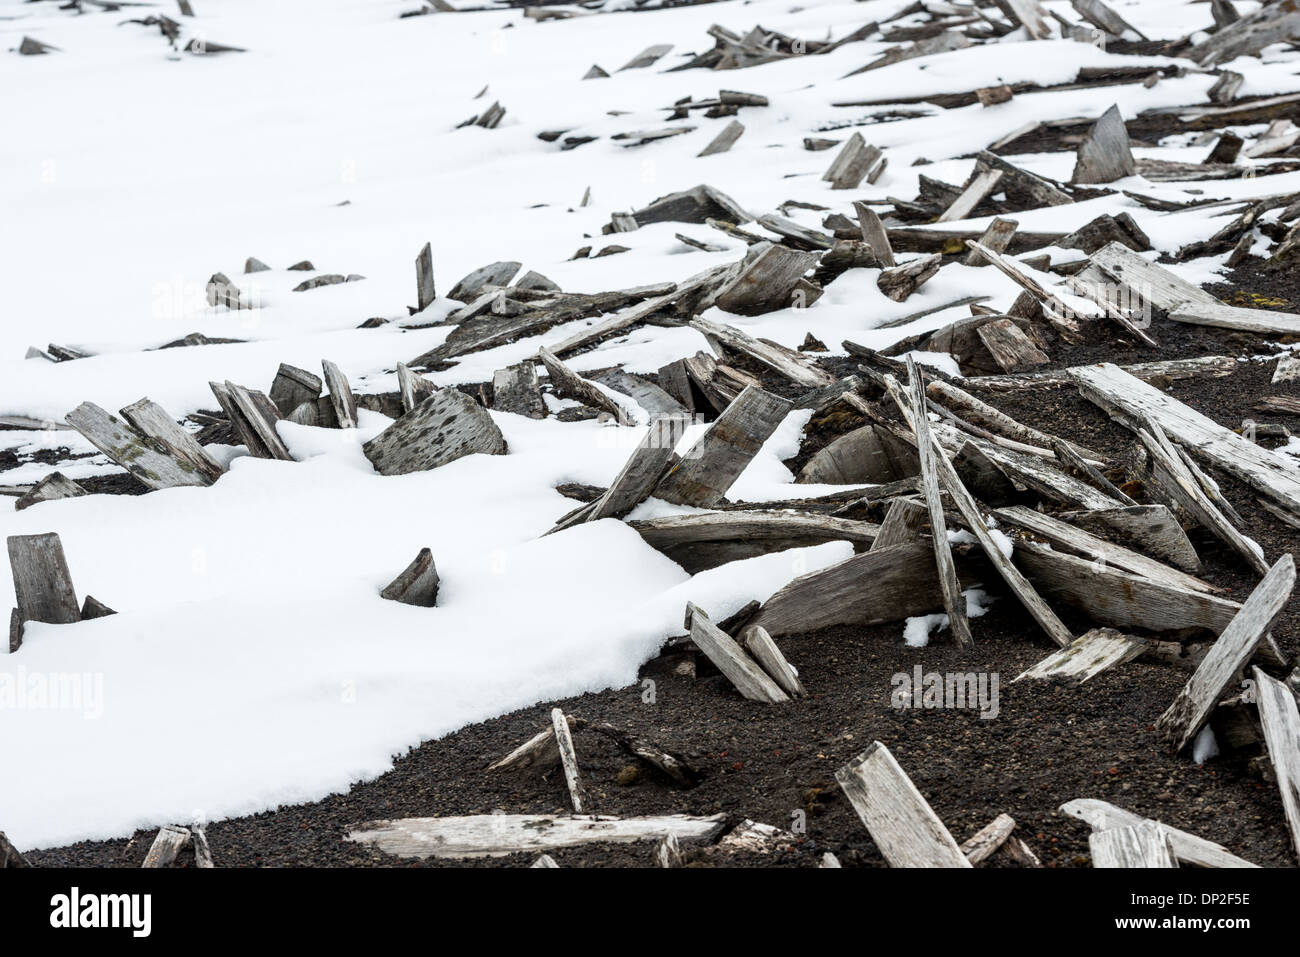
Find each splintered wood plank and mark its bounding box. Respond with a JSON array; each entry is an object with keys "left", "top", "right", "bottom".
[
  {"left": 835, "top": 741, "right": 972, "bottom": 868},
  {"left": 1071, "top": 0, "right": 1147, "bottom": 39},
  {"left": 190, "top": 825, "right": 214, "bottom": 868},
  {"left": 654, "top": 385, "right": 791, "bottom": 507},
  {"left": 748, "top": 541, "right": 968, "bottom": 638},
  {"left": 347, "top": 813, "right": 728, "bottom": 859},
  {"left": 853, "top": 202, "right": 895, "bottom": 267},
  {"left": 7, "top": 533, "right": 80, "bottom": 625},
  {"left": 687, "top": 603, "right": 789, "bottom": 703},
  {"left": 538, "top": 347, "right": 626, "bottom": 419},
  {"left": 871, "top": 497, "right": 927, "bottom": 550},
  {"left": 1071, "top": 361, "right": 1300, "bottom": 523},
  {"left": 1155, "top": 555, "right": 1295, "bottom": 753},
  {"left": 321, "top": 359, "right": 359, "bottom": 429},
  {"left": 120, "top": 398, "right": 225, "bottom": 484},
  {"left": 268, "top": 363, "right": 322, "bottom": 417},
  {"left": 964, "top": 217, "right": 1018, "bottom": 266},
  {"left": 1072, "top": 105, "right": 1135, "bottom": 184},
  {"left": 741, "top": 625, "right": 806, "bottom": 697},
  {"left": 380, "top": 548, "right": 439, "bottom": 607},
  {"left": 698, "top": 119, "right": 744, "bottom": 157},
  {"left": 1059, "top": 505, "right": 1201, "bottom": 573},
  {"left": 491, "top": 362, "right": 545, "bottom": 419},
  {"left": 1062, "top": 799, "right": 1257, "bottom": 867},
  {"left": 14, "top": 472, "right": 86, "bottom": 512},
  {"left": 551, "top": 708, "right": 586, "bottom": 813},
  {"left": 415, "top": 242, "right": 436, "bottom": 312},
  {"left": 1090, "top": 823, "right": 1177, "bottom": 868},
  {"left": 690, "top": 315, "right": 832, "bottom": 387},
  {"left": 1189, "top": 0, "right": 1300, "bottom": 67},
  {"left": 904, "top": 358, "right": 971, "bottom": 648},
  {"left": 961, "top": 813, "right": 1016, "bottom": 865},
  {"left": 66, "top": 401, "right": 214, "bottom": 489},
  {"left": 713, "top": 244, "right": 822, "bottom": 316},
  {"left": 1169, "top": 302, "right": 1300, "bottom": 335},
  {"left": 362, "top": 389, "right": 506, "bottom": 476},
  {"left": 142, "top": 825, "right": 191, "bottom": 868},
  {"left": 877, "top": 254, "right": 940, "bottom": 302},
  {"left": 1015, "top": 627, "right": 1149, "bottom": 684},
  {"left": 937, "top": 169, "right": 1003, "bottom": 223},
  {"left": 560, "top": 418, "right": 685, "bottom": 531},
  {"left": 1251, "top": 666, "right": 1300, "bottom": 862},
  {"left": 993, "top": 506, "right": 1217, "bottom": 594},
  {"left": 1087, "top": 243, "right": 1220, "bottom": 312},
  {"left": 397, "top": 362, "right": 438, "bottom": 414},
  {"left": 628, "top": 509, "right": 876, "bottom": 570},
  {"left": 590, "top": 369, "right": 688, "bottom": 417},
  {"left": 976, "top": 318, "right": 1050, "bottom": 372},
  {"left": 224, "top": 382, "right": 294, "bottom": 461}
]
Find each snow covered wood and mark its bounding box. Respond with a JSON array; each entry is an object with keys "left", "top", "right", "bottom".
[
  {"left": 835, "top": 741, "right": 971, "bottom": 868},
  {"left": 1071, "top": 105, "right": 1135, "bottom": 184},
  {"left": 67, "top": 401, "right": 220, "bottom": 489},
  {"left": 491, "top": 362, "right": 545, "bottom": 419},
  {"left": 269, "top": 363, "right": 323, "bottom": 418},
  {"left": 690, "top": 315, "right": 832, "bottom": 387},
  {"left": 363, "top": 389, "right": 506, "bottom": 476},
  {"left": 380, "top": 548, "right": 439, "bottom": 607},
  {"left": 119, "top": 398, "right": 225, "bottom": 485},
  {"left": 321, "top": 360, "right": 358, "bottom": 430},
  {"left": 7, "top": 533, "right": 80, "bottom": 626}
]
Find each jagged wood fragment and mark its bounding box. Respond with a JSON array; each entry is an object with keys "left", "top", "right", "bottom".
[
  {"left": 8, "top": 533, "right": 80, "bottom": 626},
  {"left": 363, "top": 390, "right": 506, "bottom": 476},
  {"left": 1015, "top": 627, "right": 1149, "bottom": 684},
  {"left": 1061, "top": 798, "right": 1257, "bottom": 868},
  {"left": 686, "top": 603, "right": 789, "bottom": 703},
  {"left": 1251, "top": 666, "right": 1300, "bottom": 862},
  {"left": 380, "top": 548, "right": 439, "bottom": 607},
  {"left": 14, "top": 472, "right": 86, "bottom": 512}
]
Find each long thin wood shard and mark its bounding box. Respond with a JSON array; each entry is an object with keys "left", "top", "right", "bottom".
[
  {"left": 380, "top": 548, "right": 439, "bottom": 607},
  {"left": 363, "top": 390, "right": 506, "bottom": 476},
  {"left": 1061, "top": 798, "right": 1257, "bottom": 868},
  {"left": 686, "top": 604, "right": 789, "bottom": 703},
  {"left": 415, "top": 242, "right": 436, "bottom": 312},
  {"left": 654, "top": 385, "right": 791, "bottom": 507},
  {"left": 690, "top": 315, "right": 831, "bottom": 387},
  {"left": 321, "top": 360, "right": 359, "bottom": 429},
  {"left": 835, "top": 741, "right": 971, "bottom": 868},
  {"left": 397, "top": 362, "right": 438, "bottom": 414},
  {"left": 961, "top": 813, "right": 1017, "bottom": 865},
  {"left": 741, "top": 625, "right": 806, "bottom": 697},
  {"left": 209, "top": 382, "right": 293, "bottom": 461},
  {"left": 1251, "top": 666, "right": 1300, "bottom": 862},
  {"left": 1155, "top": 555, "right": 1295, "bottom": 754},
  {"left": 551, "top": 708, "right": 586, "bottom": 813}
]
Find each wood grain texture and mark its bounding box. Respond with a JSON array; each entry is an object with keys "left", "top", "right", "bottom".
[
  {"left": 141, "top": 825, "right": 191, "bottom": 868},
  {"left": 1014, "top": 627, "right": 1148, "bottom": 684},
  {"left": 380, "top": 548, "right": 439, "bottom": 607},
  {"left": 363, "top": 389, "right": 506, "bottom": 476},
  {"left": 1089, "top": 822, "right": 1177, "bottom": 868},
  {"left": 741, "top": 625, "right": 806, "bottom": 697},
  {"left": 551, "top": 707, "right": 586, "bottom": 814},
  {"left": 67, "top": 401, "right": 216, "bottom": 489},
  {"left": 1251, "top": 666, "right": 1300, "bottom": 863},
  {"left": 687, "top": 603, "right": 789, "bottom": 703},
  {"left": 7, "top": 533, "right": 80, "bottom": 625},
  {"left": 1060, "top": 798, "right": 1257, "bottom": 867}
]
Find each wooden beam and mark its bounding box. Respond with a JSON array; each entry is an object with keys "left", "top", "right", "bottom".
[
  {"left": 686, "top": 603, "right": 789, "bottom": 703},
  {"left": 1170, "top": 302, "right": 1300, "bottom": 335},
  {"left": 1090, "top": 823, "right": 1177, "bottom": 868},
  {"left": 1155, "top": 555, "right": 1295, "bottom": 753},
  {"left": 1251, "top": 666, "right": 1300, "bottom": 862},
  {"left": 835, "top": 741, "right": 972, "bottom": 868},
  {"left": 1015, "top": 627, "right": 1149, "bottom": 684},
  {"left": 740, "top": 625, "right": 806, "bottom": 697},
  {"left": 1059, "top": 505, "right": 1201, "bottom": 574},
  {"left": 1060, "top": 798, "right": 1257, "bottom": 867}
]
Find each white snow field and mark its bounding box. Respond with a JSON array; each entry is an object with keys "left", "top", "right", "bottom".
[{"left": 2, "top": 0, "right": 1299, "bottom": 847}]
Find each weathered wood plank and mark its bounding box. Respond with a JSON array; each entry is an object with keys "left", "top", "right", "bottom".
[
  {"left": 853, "top": 201, "right": 895, "bottom": 267},
  {"left": 551, "top": 707, "right": 586, "bottom": 813},
  {"left": 363, "top": 390, "right": 506, "bottom": 476},
  {"left": 654, "top": 385, "right": 791, "bottom": 507},
  {"left": 321, "top": 360, "right": 359, "bottom": 429},
  {"left": 120, "top": 398, "right": 225, "bottom": 484},
  {"left": 713, "top": 244, "right": 822, "bottom": 316},
  {"left": 1088, "top": 242, "right": 1220, "bottom": 312},
  {"left": 1170, "top": 302, "right": 1300, "bottom": 335},
  {"left": 1155, "top": 555, "right": 1294, "bottom": 753},
  {"left": 690, "top": 315, "right": 832, "bottom": 387},
  {"left": 415, "top": 242, "right": 436, "bottom": 313},
  {"left": 538, "top": 347, "right": 627, "bottom": 420},
  {"left": 221, "top": 382, "right": 293, "bottom": 461},
  {"left": 698, "top": 119, "right": 745, "bottom": 157},
  {"left": 686, "top": 603, "right": 789, "bottom": 703},
  {"left": 7, "top": 533, "right": 80, "bottom": 625},
  {"left": 191, "top": 825, "right": 214, "bottom": 868},
  {"left": 835, "top": 741, "right": 971, "bottom": 868},
  {"left": 1090, "top": 823, "right": 1177, "bottom": 868},
  {"left": 1072, "top": 105, "right": 1135, "bottom": 184},
  {"left": 937, "top": 169, "right": 1003, "bottom": 223},
  {"left": 1059, "top": 505, "right": 1201, "bottom": 573},
  {"left": 347, "top": 813, "right": 728, "bottom": 859},
  {"left": 1071, "top": 0, "right": 1147, "bottom": 39},
  {"left": 14, "top": 472, "right": 86, "bottom": 512},
  {"left": 741, "top": 625, "right": 806, "bottom": 697},
  {"left": 397, "top": 362, "right": 438, "bottom": 414},
  {"left": 628, "top": 509, "right": 877, "bottom": 571},
  {"left": 871, "top": 497, "right": 927, "bottom": 550},
  {"left": 491, "top": 362, "right": 545, "bottom": 419},
  {"left": 1015, "top": 627, "right": 1149, "bottom": 684},
  {"left": 67, "top": 401, "right": 217, "bottom": 489},
  {"left": 380, "top": 548, "right": 439, "bottom": 607},
  {"left": 1188, "top": 0, "right": 1300, "bottom": 67},
  {"left": 961, "top": 813, "right": 1016, "bottom": 865},
  {"left": 0, "top": 831, "right": 29, "bottom": 868},
  {"left": 1251, "top": 666, "right": 1300, "bottom": 862},
  {"left": 142, "top": 824, "right": 191, "bottom": 868},
  {"left": 1060, "top": 798, "right": 1257, "bottom": 867},
  {"left": 268, "top": 363, "right": 322, "bottom": 418},
  {"left": 976, "top": 318, "right": 1050, "bottom": 373}
]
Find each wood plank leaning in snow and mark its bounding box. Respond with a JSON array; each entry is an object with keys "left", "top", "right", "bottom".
[
  {"left": 1060, "top": 798, "right": 1257, "bottom": 868},
  {"left": 321, "top": 360, "right": 359, "bottom": 430},
  {"left": 67, "top": 400, "right": 223, "bottom": 489},
  {"left": 1071, "top": 105, "right": 1135, "bottom": 184},
  {"left": 1155, "top": 555, "right": 1295, "bottom": 754},
  {"left": 690, "top": 315, "right": 832, "bottom": 387},
  {"left": 268, "top": 362, "right": 323, "bottom": 418},
  {"left": 346, "top": 813, "right": 728, "bottom": 859},
  {"left": 362, "top": 389, "right": 506, "bottom": 476},
  {"left": 14, "top": 472, "right": 87, "bottom": 512},
  {"left": 1250, "top": 666, "right": 1300, "bottom": 862},
  {"left": 397, "top": 362, "right": 438, "bottom": 414},
  {"left": 835, "top": 741, "right": 971, "bottom": 868},
  {"left": 537, "top": 347, "right": 627, "bottom": 420},
  {"left": 8, "top": 532, "right": 80, "bottom": 628},
  {"left": 119, "top": 398, "right": 226, "bottom": 485},
  {"left": 380, "top": 548, "right": 439, "bottom": 607},
  {"left": 1089, "top": 823, "right": 1177, "bottom": 868},
  {"left": 1071, "top": 362, "right": 1300, "bottom": 524}
]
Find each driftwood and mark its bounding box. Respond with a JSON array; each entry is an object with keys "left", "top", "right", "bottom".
[
  {"left": 8, "top": 533, "right": 80, "bottom": 626},
  {"left": 142, "top": 825, "right": 192, "bottom": 868},
  {"left": 1071, "top": 105, "right": 1135, "bottom": 184},
  {"left": 628, "top": 510, "right": 877, "bottom": 572},
  {"left": 1251, "top": 666, "right": 1300, "bottom": 862},
  {"left": 380, "top": 548, "right": 439, "bottom": 607},
  {"left": 1088, "top": 242, "right": 1220, "bottom": 312},
  {"left": 1059, "top": 505, "right": 1201, "bottom": 573},
  {"left": 690, "top": 315, "right": 831, "bottom": 387},
  {"left": 960, "top": 813, "right": 1017, "bottom": 865},
  {"left": 269, "top": 363, "right": 323, "bottom": 418},
  {"left": 551, "top": 708, "right": 586, "bottom": 813},
  {"left": 1089, "top": 823, "right": 1177, "bottom": 868},
  {"left": 835, "top": 741, "right": 971, "bottom": 868},
  {"left": 68, "top": 401, "right": 222, "bottom": 488},
  {"left": 1154, "top": 555, "right": 1294, "bottom": 753},
  {"left": 347, "top": 813, "right": 728, "bottom": 859},
  {"left": 491, "top": 362, "right": 546, "bottom": 419},
  {"left": 740, "top": 625, "right": 805, "bottom": 697},
  {"left": 966, "top": 355, "right": 1238, "bottom": 392},
  {"left": 209, "top": 382, "right": 292, "bottom": 461},
  {"left": 654, "top": 385, "right": 791, "bottom": 507},
  {"left": 1188, "top": 0, "right": 1300, "bottom": 67},
  {"left": 686, "top": 604, "right": 789, "bottom": 703},
  {"left": 1060, "top": 798, "right": 1257, "bottom": 868},
  {"left": 1015, "top": 627, "right": 1148, "bottom": 684},
  {"left": 14, "top": 472, "right": 86, "bottom": 512},
  {"left": 1169, "top": 302, "right": 1300, "bottom": 335},
  {"left": 363, "top": 390, "right": 506, "bottom": 476}
]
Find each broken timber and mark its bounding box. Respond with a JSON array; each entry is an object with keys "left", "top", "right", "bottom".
[
  {"left": 551, "top": 707, "right": 586, "bottom": 813},
  {"left": 363, "top": 389, "right": 506, "bottom": 476},
  {"left": 1014, "top": 628, "right": 1149, "bottom": 684},
  {"left": 67, "top": 400, "right": 224, "bottom": 489},
  {"left": 686, "top": 604, "right": 789, "bottom": 703},
  {"left": 1060, "top": 798, "right": 1257, "bottom": 868},
  {"left": 8, "top": 533, "right": 80, "bottom": 629},
  {"left": 1089, "top": 823, "right": 1176, "bottom": 868},
  {"left": 380, "top": 548, "right": 439, "bottom": 607},
  {"left": 1251, "top": 666, "right": 1300, "bottom": 862}
]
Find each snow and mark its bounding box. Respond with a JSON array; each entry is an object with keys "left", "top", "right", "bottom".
[{"left": 0, "top": 0, "right": 1292, "bottom": 847}]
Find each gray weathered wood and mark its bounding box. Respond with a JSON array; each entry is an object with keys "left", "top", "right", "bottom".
[
  {"left": 619, "top": 43, "right": 673, "bottom": 70},
  {"left": 1073, "top": 105, "right": 1135, "bottom": 184},
  {"left": 1155, "top": 555, "right": 1294, "bottom": 753},
  {"left": 190, "top": 825, "right": 214, "bottom": 868},
  {"left": 877, "top": 254, "right": 941, "bottom": 302},
  {"left": 713, "top": 243, "right": 821, "bottom": 316},
  {"left": 589, "top": 370, "right": 688, "bottom": 418},
  {"left": 8, "top": 533, "right": 80, "bottom": 626},
  {"left": 1061, "top": 798, "right": 1257, "bottom": 867},
  {"left": 67, "top": 401, "right": 217, "bottom": 489},
  {"left": 976, "top": 318, "right": 1050, "bottom": 373},
  {"left": 397, "top": 362, "right": 438, "bottom": 414},
  {"left": 142, "top": 824, "right": 191, "bottom": 868},
  {"left": 491, "top": 362, "right": 545, "bottom": 419},
  {"left": 415, "top": 242, "right": 436, "bottom": 313},
  {"left": 1071, "top": 0, "right": 1147, "bottom": 39},
  {"left": 14, "top": 472, "right": 86, "bottom": 512},
  {"left": 268, "top": 363, "right": 322, "bottom": 418},
  {"left": 1189, "top": 0, "right": 1300, "bottom": 67},
  {"left": 1072, "top": 361, "right": 1300, "bottom": 524},
  {"left": 961, "top": 813, "right": 1016, "bottom": 865},
  {"left": 1251, "top": 666, "right": 1300, "bottom": 862},
  {"left": 904, "top": 359, "right": 971, "bottom": 648},
  {"left": 538, "top": 347, "right": 627, "bottom": 420},
  {"left": 1015, "top": 627, "right": 1149, "bottom": 684},
  {"left": 698, "top": 119, "right": 745, "bottom": 157},
  {"left": 1088, "top": 242, "right": 1220, "bottom": 312},
  {"left": 1090, "top": 823, "right": 1177, "bottom": 868},
  {"left": 363, "top": 389, "right": 506, "bottom": 476},
  {"left": 655, "top": 833, "right": 683, "bottom": 868},
  {"left": 120, "top": 398, "right": 225, "bottom": 484},
  {"left": 551, "top": 419, "right": 686, "bottom": 533},
  {"left": 964, "top": 217, "right": 1018, "bottom": 266},
  {"left": 8, "top": 608, "right": 20, "bottom": 654},
  {"left": 823, "top": 133, "right": 885, "bottom": 189},
  {"left": 938, "top": 169, "right": 1003, "bottom": 223},
  {"left": 321, "top": 360, "right": 358, "bottom": 430},
  {"left": 224, "top": 382, "right": 293, "bottom": 461},
  {"left": 628, "top": 509, "right": 877, "bottom": 571},
  {"left": 0, "top": 831, "right": 29, "bottom": 868},
  {"left": 871, "top": 497, "right": 927, "bottom": 551},
  {"left": 687, "top": 603, "right": 789, "bottom": 703},
  {"left": 551, "top": 707, "right": 586, "bottom": 814},
  {"left": 347, "top": 813, "right": 727, "bottom": 859},
  {"left": 741, "top": 625, "right": 805, "bottom": 697},
  {"left": 531, "top": 853, "right": 559, "bottom": 868},
  {"left": 654, "top": 385, "right": 791, "bottom": 507},
  {"left": 853, "top": 202, "right": 895, "bottom": 267},
  {"left": 974, "top": 151, "right": 1073, "bottom": 207},
  {"left": 1170, "top": 302, "right": 1300, "bottom": 335},
  {"left": 1058, "top": 506, "right": 1201, "bottom": 573},
  {"left": 835, "top": 741, "right": 971, "bottom": 868},
  {"left": 950, "top": 435, "right": 1120, "bottom": 510},
  {"left": 380, "top": 548, "right": 439, "bottom": 607},
  {"left": 798, "top": 425, "right": 916, "bottom": 485},
  {"left": 690, "top": 315, "right": 831, "bottom": 387}
]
